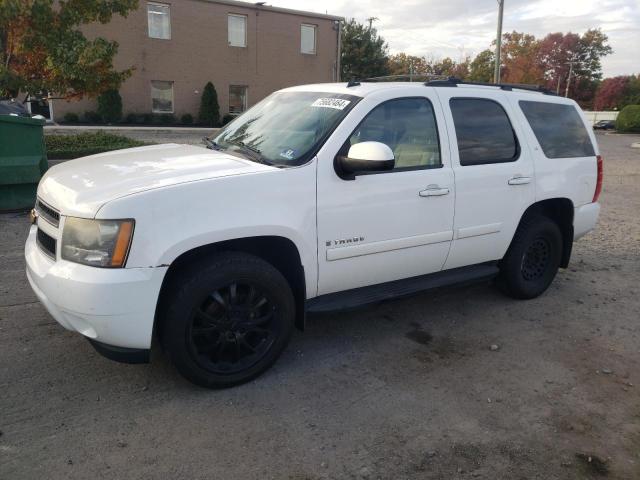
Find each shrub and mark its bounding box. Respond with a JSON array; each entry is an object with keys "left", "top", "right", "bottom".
[
  {"left": 45, "top": 132, "right": 148, "bottom": 160},
  {"left": 222, "top": 114, "right": 235, "bottom": 126},
  {"left": 180, "top": 113, "right": 194, "bottom": 124},
  {"left": 63, "top": 112, "right": 80, "bottom": 123},
  {"left": 125, "top": 113, "right": 137, "bottom": 124},
  {"left": 616, "top": 105, "right": 640, "bottom": 132},
  {"left": 198, "top": 82, "right": 220, "bottom": 127},
  {"left": 151, "top": 113, "right": 176, "bottom": 124},
  {"left": 97, "top": 89, "right": 123, "bottom": 123},
  {"left": 84, "top": 111, "right": 102, "bottom": 123}
]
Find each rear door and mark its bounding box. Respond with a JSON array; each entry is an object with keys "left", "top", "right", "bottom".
[{"left": 435, "top": 89, "right": 536, "bottom": 269}]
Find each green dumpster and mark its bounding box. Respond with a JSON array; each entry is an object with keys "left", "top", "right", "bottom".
[{"left": 0, "top": 114, "right": 48, "bottom": 211}]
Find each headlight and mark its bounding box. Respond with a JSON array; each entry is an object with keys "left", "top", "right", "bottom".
[{"left": 61, "top": 217, "right": 135, "bottom": 268}]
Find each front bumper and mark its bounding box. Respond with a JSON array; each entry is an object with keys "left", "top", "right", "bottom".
[{"left": 25, "top": 225, "right": 168, "bottom": 350}]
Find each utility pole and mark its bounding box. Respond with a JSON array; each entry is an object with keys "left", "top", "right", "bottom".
[
  {"left": 494, "top": 0, "right": 504, "bottom": 83},
  {"left": 366, "top": 17, "right": 378, "bottom": 30},
  {"left": 565, "top": 60, "right": 575, "bottom": 98}
]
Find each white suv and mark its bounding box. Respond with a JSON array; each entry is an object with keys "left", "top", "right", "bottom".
[{"left": 25, "top": 79, "right": 602, "bottom": 388}]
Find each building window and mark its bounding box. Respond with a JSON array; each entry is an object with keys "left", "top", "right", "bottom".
[
  {"left": 228, "top": 14, "right": 247, "bottom": 47},
  {"left": 151, "top": 80, "right": 174, "bottom": 113},
  {"left": 229, "top": 86, "right": 247, "bottom": 115},
  {"left": 301, "top": 24, "right": 316, "bottom": 54},
  {"left": 147, "top": 3, "right": 170, "bottom": 40}
]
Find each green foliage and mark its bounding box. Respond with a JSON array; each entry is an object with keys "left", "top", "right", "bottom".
[
  {"left": 180, "top": 113, "right": 194, "bottom": 125},
  {"left": 152, "top": 113, "right": 176, "bottom": 124},
  {"left": 0, "top": 0, "right": 139, "bottom": 99},
  {"left": 63, "top": 112, "right": 80, "bottom": 123},
  {"left": 341, "top": 19, "right": 389, "bottom": 80},
  {"left": 84, "top": 111, "right": 103, "bottom": 124},
  {"left": 97, "top": 89, "right": 123, "bottom": 123},
  {"left": 616, "top": 105, "right": 640, "bottom": 133},
  {"left": 45, "top": 132, "right": 147, "bottom": 159},
  {"left": 468, "top": 50, "right": 494, "bottom": 82},
  {"left": 222, "top": 114, "right": 235, "bottom": 126},
  {"left": 198, "top": 82, "right": 220, "bottom": 127}
]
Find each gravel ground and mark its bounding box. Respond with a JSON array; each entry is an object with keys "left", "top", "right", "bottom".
[{"left": 1, "top": 133, "right": 639, "bottom": 479}]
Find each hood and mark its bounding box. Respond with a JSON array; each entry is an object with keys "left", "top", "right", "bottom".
[{"left": 38, "top": 143, "right": 275, "bottom": 217}]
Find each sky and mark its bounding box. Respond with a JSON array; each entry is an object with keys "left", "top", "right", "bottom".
[{"left": 272, "top": 0, "right": 640, "bottom": 77}]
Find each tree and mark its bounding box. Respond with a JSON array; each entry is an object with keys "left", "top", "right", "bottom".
[
  {"left": 97, "top": 89, "right": 123, "bottom": 123},
  {"left": 468, "top": 49, "right": 494, "bottom": 82},
  {"left": 341, "top": 19, "right": 389, "bottom": 80},
  {"left": 499, "top": 31, "right": 544, "bottom": 84},
  {"left": 594, "top": 76, "right": 630, "bottom": 110},
  {"left": 198, "top": 82, "right": 220, "bottom": 127},
  {"left": 0, "top": 0, "right": 138, "bottom": 100},
  {"left": 387, "top": 53, "right": 430, "bottom": 76}
]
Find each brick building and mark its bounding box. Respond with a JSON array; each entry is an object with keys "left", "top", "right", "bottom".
[{"left": 51, "top": 0, "right": 342, "bottom": 122}]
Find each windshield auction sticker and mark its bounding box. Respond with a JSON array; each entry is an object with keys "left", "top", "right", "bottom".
[{"left": 311, "top": 98, "right": 351, "bottom": 110}]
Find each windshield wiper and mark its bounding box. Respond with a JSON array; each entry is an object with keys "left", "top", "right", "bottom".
[
  {"left": 202, "top": 137, "right": 222, "bottom": 150},
  {"left": 227, "top": 141, "right": 273, "bottom": 166}
]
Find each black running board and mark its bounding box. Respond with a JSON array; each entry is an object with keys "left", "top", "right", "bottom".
[{"left": 306, "top": 263, "right": 499, "bottom": 313}]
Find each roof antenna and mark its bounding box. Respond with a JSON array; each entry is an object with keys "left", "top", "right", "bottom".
[{"left": 346, "top": 78, "right": 361, "bottom": 87}]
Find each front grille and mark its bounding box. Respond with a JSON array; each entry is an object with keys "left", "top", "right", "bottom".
[
  {"left": 36, "top": 198, "right": 60, "bottom": 228},
  {"left": 36, "top": 228, "right": 57, "bottom": 259}
]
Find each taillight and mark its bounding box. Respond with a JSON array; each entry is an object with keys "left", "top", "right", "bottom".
[{"left": 593, "top": 155, "right": 603, "bottom": 202}]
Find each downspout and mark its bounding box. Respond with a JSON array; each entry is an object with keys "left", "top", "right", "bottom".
[{"left": 335, "top": 20, "right": 342, "bottom": 82}]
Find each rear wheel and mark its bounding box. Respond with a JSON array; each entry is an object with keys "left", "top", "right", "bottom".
[
  {"left": 498, "top": 215, "right": 563, "bottom": 299},
  {"left": 161, "top": 252, "right": 295, "bottom": 388}
]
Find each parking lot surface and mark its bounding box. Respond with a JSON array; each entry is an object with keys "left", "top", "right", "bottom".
[{"left": 1, "top": 133, "right": 639, "bottom": 479}]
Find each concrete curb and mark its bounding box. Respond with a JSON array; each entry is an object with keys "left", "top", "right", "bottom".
[{"left": 45, "top": 125, "right": 220, "bottom": 135}]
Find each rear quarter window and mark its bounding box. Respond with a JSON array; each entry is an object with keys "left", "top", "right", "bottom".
[{"left": 519, "top": 101, "right": 595, "bottom": 158}]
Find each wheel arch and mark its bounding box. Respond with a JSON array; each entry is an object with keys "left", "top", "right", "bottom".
[
  {"left": 154, "top": 236, "right": 307, "bottom": 340},
  {"left": 517, "top": 198, "right": 574, "bottom": 268}
]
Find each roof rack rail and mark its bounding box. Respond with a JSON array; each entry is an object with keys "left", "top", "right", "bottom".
[
  {"left": 362, "top": 74, "right": 449, "bottom": 83},
  {"left": 424, "top": 77, "right": 557, "bottom": 95}
]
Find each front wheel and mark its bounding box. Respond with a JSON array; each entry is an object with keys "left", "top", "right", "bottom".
[
  {"left": 161, "top": 252, "right": 295, "bottom": 388},
  {"left": 498, "top": 215, "right": 563, "bottom": 299}
]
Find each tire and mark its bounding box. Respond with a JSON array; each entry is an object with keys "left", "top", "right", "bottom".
[
  {"left": 161, "top": 252, "right": 295, "bottom": 388},
  {"left": 498, "top": 215, "right": 563, "bottom": 300}
]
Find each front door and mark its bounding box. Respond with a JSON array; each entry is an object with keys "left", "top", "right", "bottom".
[{"left": 315, "top": 92, "right": 455, "bottom": 296}]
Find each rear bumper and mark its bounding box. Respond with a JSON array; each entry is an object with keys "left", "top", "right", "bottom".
[
  {"left": 574, "top": 202, "right": 600, "bottom": 240},
  {"left": 25, "top": 225, "right": 168, "bottom": 349}
]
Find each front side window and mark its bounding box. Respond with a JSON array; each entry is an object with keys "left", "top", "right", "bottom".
[
  {"left": 347, "top": 97, "right": 441, "bottom": 170},
  {"left": 213, "top": 91, "right": 359, "bottom": 167},
  {"left": 147, "top": 2, "right": 170, "bottom": 39},
  {"left": 301, "top": 24, "right": 317, "bottom": 54},
  {"left": 450, "top": 98, "right": 519, "bottom": 166},
  {"left": 151, "top": 80, "right": 173, "bottom": 113},
  {"left": 228, "top": 14, "right": 247, "bottom": 47},
  {"left": 519, "top": 101, "right": 595, "bottom": 158},
  {"left": 228, "top": 86, "right": 247, "bottom": 115}
]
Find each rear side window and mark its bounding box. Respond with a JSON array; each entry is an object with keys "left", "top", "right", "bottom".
[
  {"left": 449, "top": 98, "right": 519, "bottom": 166},
  {"left": 519, "top": 101, "right": 595, "bottom": 158}
]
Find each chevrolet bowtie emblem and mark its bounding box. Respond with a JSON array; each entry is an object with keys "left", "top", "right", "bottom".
[{"left": 29, "top": 208, "right": 38, "bottom": 225}]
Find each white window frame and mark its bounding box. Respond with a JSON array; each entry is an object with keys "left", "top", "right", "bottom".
[
  {"left": 228, "top": 85, "right": 248, "bottom": 115},
  {"left": 228, "top": 14, "right": 247, "bottom": 48},
  {"left": 147, "top": 2, "right": 171, "bottom": 40},
  {"left": 151, "top": 80, "right": 174, "bottom": 114},
  {"left": 301, "top": 24, "right": 317, "bottom": 55}
]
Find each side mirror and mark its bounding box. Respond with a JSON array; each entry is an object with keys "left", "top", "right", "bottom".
[{"left": 336, "top": 142, "right": 395, "bottom": 179}]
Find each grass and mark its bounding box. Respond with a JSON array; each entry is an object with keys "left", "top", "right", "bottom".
[{"left": 45, "top": 132, "right": 149, "bottom": 160}]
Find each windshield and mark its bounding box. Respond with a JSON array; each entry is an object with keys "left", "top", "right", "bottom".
[{"left": 211, "top": 91, "right": 360, "bottom": 166}]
